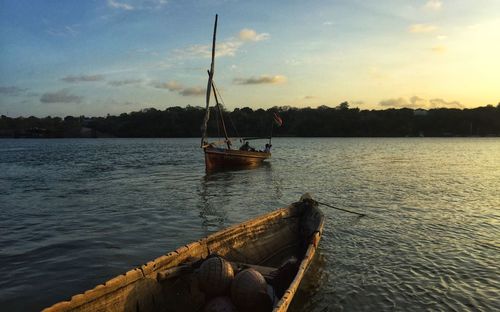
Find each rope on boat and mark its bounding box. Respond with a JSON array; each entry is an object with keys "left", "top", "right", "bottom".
[
  {"left": 317, "top": 201, "right": 366, "bottom": 217},
  {"left": 212, "top": 81, "right": 241, "bottom": 140}
]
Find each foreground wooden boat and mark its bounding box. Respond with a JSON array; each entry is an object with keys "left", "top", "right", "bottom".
[{"left": 44, "top": 195, "right": 324, "bottom": 312}]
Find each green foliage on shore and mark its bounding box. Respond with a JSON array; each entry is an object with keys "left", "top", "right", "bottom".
[{"left": 1, "top": 103, "right": 499, "bottom": 138}]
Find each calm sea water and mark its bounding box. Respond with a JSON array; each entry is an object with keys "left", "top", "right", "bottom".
[{"left": 0, "top": 138, "right": 499, "bottom": 311}]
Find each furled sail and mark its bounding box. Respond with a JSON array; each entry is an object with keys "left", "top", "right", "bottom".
[{"left": 200, "top": 14, "right": 218, "bottom": 147}]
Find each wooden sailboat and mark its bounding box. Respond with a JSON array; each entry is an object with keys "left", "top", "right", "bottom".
[
  {"left": 43, "top": 194, "right": 324, "bottom": 312},
  {"left": 201, "top": 15, "right": 272, "bottom": 171}
]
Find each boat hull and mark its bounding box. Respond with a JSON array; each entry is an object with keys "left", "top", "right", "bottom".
[
  {"left": 43, "top": 196, "right": 324, "bottom": 312},
  {"left": 204, "top": 147, "right": 271, "bottom": 170}
]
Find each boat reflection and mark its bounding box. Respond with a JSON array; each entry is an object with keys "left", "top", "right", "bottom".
[
  {"left": 197, "top": 162, "right": 275, "bottom": 232},
  {"left": 204, "top": 159, "right": 271, "bottom": 173}
]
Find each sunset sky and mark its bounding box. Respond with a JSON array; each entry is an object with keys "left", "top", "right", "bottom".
[{"left": 1, "top": 0, "right": 499, "bottom": 117}]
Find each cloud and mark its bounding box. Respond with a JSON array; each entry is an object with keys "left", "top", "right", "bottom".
[
  {"left": 379, "top": 97, "right": 410, "bottom": 108},
  {"left": 147, "top": 0, "right": 168, "bottom": 9},
  {"left": 379, "top": 96, "right": 463, "bottom": 109},
  {"left": 238, "top": 29, "right": 270, "bottom": 42},
  {"left": 176, "top": 41, "right": 242, "bottom": 58},
  {"left": 0, "top": 86, "right": 28, "bottom": 96},
  {"left": 151, "top": 81, "right": 204, "bottom": 97},
  {"left": 108, "top": 79, "right": 143, "bottom": 86},
  {"left": 409, "top": 96, "right": 428, "bottom": 107},
  {"left": 233, "top": 75, "right": 287, "bottom": 85},
  {"left": 61, "top": 74, "right": 105, "bottom": 83},
  {"left": 429, "top": 98, "right": 464, "bottom": 108},
  {"left": 150, "top": 80, "right": 183, "bottom": 91},
  {"left": 304, "top": 95, "right": 317, "bottom": 100},
  {"left": 409, "top": 24, "right": 438, "bottom": 33},
  {"left": 424, "top": 0, "right": 442, "bottom": 11},
  {"left": 46, "top": 25, "right": 78, "bottom": 37},
  {"left": 179, "top": 87, "right": 204, "bottom": 97},
  {"left": 107, "top": 0, "right": 134, "bottom": 10},
  {"left": 107, "top": 0, "right": 168, "bottom": 11},
  {"left": 175, "top": 28, "right": 269, "bottom": 59},
  {"left": 40, "top": 89, "right": 83, "bottom": 104}
]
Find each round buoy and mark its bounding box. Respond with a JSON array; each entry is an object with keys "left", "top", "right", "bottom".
[
  {"left": 231, "top": 268, "right": 271, "bottom": 311},
  {"left": 198, "top": 256, "right": 234, "bottom": 296},
  {"left": 203, "top": 296, "right": 237, "bottom": 312}
]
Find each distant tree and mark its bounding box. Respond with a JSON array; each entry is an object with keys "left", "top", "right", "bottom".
[{"left": 336, "top": 101, "right": 349, "bottom": 110}]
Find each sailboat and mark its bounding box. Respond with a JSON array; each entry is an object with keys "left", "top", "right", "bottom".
[{"left": 200, "top": 15, "right": 272, "bottom": 170}]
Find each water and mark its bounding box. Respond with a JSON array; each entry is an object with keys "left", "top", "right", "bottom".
[{"left": 0, "top": 138, "right": 499, "bottom": 311}]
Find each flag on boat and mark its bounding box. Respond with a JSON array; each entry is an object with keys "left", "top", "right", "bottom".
[{"left": 273, "top": 112, "right": 283, "bottom": 127}]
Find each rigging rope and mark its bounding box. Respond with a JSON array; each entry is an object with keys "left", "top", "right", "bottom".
[
  {"left": 215, "top": 105, "right": 221, "bottom": 139},
  {"left": 212, "top": 81, "right": 241, "bottom": 140}
]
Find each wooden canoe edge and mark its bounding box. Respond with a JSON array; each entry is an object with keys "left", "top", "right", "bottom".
[
  {"left": 42, "top": 202, "right": 301, "bottom": 312},
  {"left": 273, "top": 204, "right": 325, "bottom": 312},
  {"left": 42, "top": 267, "right": 145, "bottom": 312}
]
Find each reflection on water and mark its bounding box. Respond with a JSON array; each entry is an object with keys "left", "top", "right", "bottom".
[
  {"left": 0, "top": 138, "right": 499, "bottom": 311},
  {"left": 198, "top": 162, "right": 279, "bottom": 232}
]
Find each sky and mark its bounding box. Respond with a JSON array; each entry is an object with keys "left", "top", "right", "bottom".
[{"left": 0, "top": 0, "right": 499, "bottom": 117}]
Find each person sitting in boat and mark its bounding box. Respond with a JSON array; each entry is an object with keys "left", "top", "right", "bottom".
[
  {"left": 239, "top": 141, "right": 251, "bottom": 151},
  {"left": 264, "top": 143, "right": 272, "bottom": 153}
]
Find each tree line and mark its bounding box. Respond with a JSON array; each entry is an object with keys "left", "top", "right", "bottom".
[{"left": 1, "top": 102, "right": 499, "bottom": 138}]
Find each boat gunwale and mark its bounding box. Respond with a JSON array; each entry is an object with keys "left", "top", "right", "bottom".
[{"left": 273, "top": 206, "right": 325, "bottom": 312}]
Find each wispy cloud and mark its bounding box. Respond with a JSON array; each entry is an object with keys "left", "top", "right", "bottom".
[
  {"left": 150, "top": 80, "right": 183, "bottom": 91},
  {"left": 61, "top": 75, "right": 105, "bottom": 83},
  {"left": 179, "top": 87, "right": 204, "bottom": 96},
  {"left": 424, "top": 0, "right": 442, "bottom": 11},
  {"left": 233, "top": 75, "right": 287, "bottom": 85},
  {"left": 238, "top": 29, "right": 270, "bottom": 42},
  {"left": 379, "top": 96, "right": 463, "bottom": 109},
  {"left": 304, "top": 95, "right": 317, "bottom": 100},
  {"left": 107, "top": 0, "right": 168, "bottom": 11},
  {"left": 108, "top": 79, "right": 143, "bottom": 86},
  {"left": 176, "top": 41, "right": 242, "bottom": 58},
  {"left": 151, "top": 80, "right": 204, "bottom": 96},
  {"left": 175, "top": 28, "right": 269, "bottom": 59},
  {"left": 0, "top": 86, "right": 28, "bottom": 96},
  {"left": 409, "top": 24, "right": 438, "bottom": 33},
  {"left": 147, "top": 0, "right": 168, "bottom": 9},
  {"left": 40, "top": 89, "right": 83, "bottom": 104},
  {"left": 107, "top": 0, "right": 134, "bottom": 10},
  {"left": 429, "top": 98, "right": 463, "bottom": 108},
  {"left": 46, "top": 25, "right": 78, "bottom": 37},
  {"left": 379, "top": 97, "right": 413, "bottom": 108}
]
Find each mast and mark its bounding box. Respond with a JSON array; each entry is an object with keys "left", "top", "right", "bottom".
[
  {"left": 200, "top": 14, "right": 218, "bottom": 147},
  {"left": 211, "top": 80, "right": 231, "bottom": 149}
]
